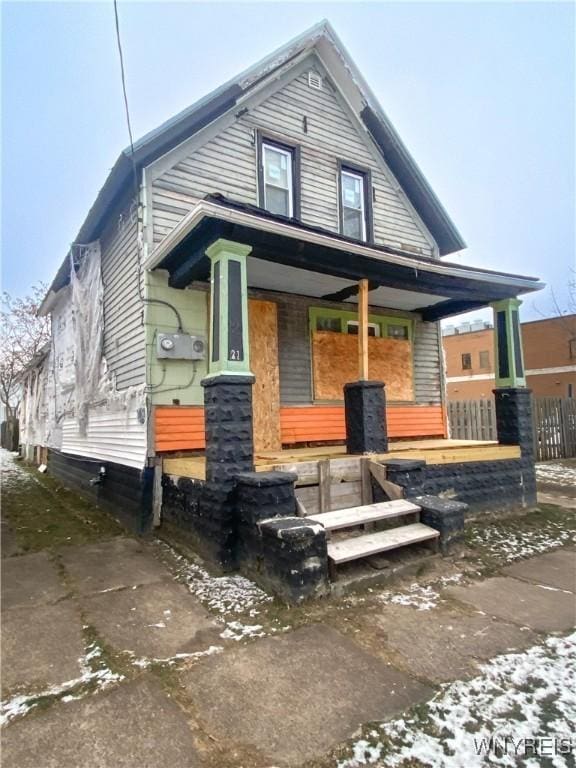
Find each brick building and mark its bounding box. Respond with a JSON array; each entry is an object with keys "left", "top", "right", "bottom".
[{"left": 444, "top": 315, "right": 576, "bottom": 400}]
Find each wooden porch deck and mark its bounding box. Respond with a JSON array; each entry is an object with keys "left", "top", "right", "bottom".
[{"left": 162, "top": 438, "right": 521, "bottom": 482}]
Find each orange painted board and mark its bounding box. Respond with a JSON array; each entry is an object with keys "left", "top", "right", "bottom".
[
  {"left": 154, "top": 404, "right": 447, "bottom": 452},
  {"left": 155, "top": 406, "right": 205, "bottom": 451}
]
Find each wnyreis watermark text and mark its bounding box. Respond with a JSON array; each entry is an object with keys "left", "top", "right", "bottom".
[{"left": 474, "top": 735, "right": 574, "bottom": 759}]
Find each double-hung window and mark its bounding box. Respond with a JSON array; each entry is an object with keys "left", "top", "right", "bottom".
[
  {"left": 339, "top": 163, "right": 372, "bottom": 242},
  {"left": 258, "top": 134, "right": 300, "bottom": 219}
]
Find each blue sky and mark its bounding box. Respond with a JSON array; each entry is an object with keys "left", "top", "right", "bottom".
[{"left": 2, "top": 1, "right": 574, "bottom": 322}]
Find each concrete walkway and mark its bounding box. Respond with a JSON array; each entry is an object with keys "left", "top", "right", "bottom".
[
  {"left": 1, "top": 452, "right": 575, "bottom": 767},
  {"left": 2, "top": 534, "right": 574, "bottom": 767}
]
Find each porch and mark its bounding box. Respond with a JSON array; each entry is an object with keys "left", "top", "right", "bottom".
[
  {"left": 163, "top": 437, "right": 520, "bottom": 485},
  {"left": 149, "top": 196, "right": 541, "bottom": 599}
]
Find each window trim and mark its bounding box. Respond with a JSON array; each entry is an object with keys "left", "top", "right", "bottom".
[
  {"left": 256, "top": 130, "right": 301, "bottom": 220},
  {"left": 337, "top": 159, "right": 374, "bottom": 243},
  {"left": 309, "top": 307, "right": 412, "bottom": 341},
  {"left": 346, "top": 320, "right": 381, "bottom": 337}
]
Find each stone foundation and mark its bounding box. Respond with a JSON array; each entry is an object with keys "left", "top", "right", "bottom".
[{"left": 236, "top": 471, "right": 329, "bottom": 602}]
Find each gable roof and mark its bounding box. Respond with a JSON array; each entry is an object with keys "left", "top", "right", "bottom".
[{"left": 42, "top": 20, "right": 466, "bottom": 312}]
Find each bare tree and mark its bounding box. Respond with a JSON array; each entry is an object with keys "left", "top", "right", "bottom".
[
  {"left": 0, "top": 283, "right": 51, "bottom": 421},
  {"left": 531, "top": 268, "right": 576, "bottom": 340}
]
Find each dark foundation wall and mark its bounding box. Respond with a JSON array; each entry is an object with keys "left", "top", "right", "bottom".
[
  {"left": 47, "top": 449, "right": 154, "bottom": 533},
  {"left": 422, "top": 458, "right": 537, "bottom": 512}
]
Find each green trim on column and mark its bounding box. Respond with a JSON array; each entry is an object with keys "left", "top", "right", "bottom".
[
  {"left": 206, "top": 239, "right": 252, "bottom": 377},
  {"left": 491, "top": 298, "right": 526, "bottom": 388}
]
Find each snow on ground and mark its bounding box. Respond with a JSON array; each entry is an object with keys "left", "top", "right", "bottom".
[
  {"left": 157, "top": 541, "right": 273, "bottom": 615},
  {"left": 338, "top": 631, "right": 576, "bottom": 768},
  {"left": 468, "top": 523, "right": 573, "bottom": 564},
  {"left": 0, "top": 449, "right": 33, "bottom": 489},
  {"left": 536, "top": 462, "right": 576, "bottom": 487},
  {"left": 0, "top": 641, "right": 123, "bottom": 726},
  {"left": 220, "top": 620, "right": 267, "bottom": 641},
  {"left": 377, "top": 575, "right": 464, "bottom": 612},
  {"left": 129, "top": 645, "right": 223, "bottom": 669}
]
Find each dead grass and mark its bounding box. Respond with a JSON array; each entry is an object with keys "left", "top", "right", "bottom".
[{"left": 2, "top": 459, "right": 123, "bottom": 553}]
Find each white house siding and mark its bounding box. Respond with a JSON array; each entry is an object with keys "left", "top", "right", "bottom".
[
  {"left": 61, "top": 404, "right": 147, "bottom": 469},
  {"left": 100, "top": 201, "right": 146, "bottom": 390},
  {"left": 149, "top": 58, "right": 434, "bottom": 256},
  {"left": 413, "top": 320, "right": 443, "bottom": 404}
]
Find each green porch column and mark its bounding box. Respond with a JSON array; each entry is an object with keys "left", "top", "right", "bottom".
[
  {"left": 206, "top": 239, "right": 252, "bottom": 377},
  {"left": 491, "top": 298, "right": 526, "bottom": 388}
]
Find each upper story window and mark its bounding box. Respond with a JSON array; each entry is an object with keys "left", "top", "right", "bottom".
[
  {"left": 338, "top": 162, "right": 373, "bottom": 242},
  {"left": 257, "top": 132, "right": 300, "bottom": 219},
  {"left": 461, "top": 353, "right": 472, "bottom": 370}
]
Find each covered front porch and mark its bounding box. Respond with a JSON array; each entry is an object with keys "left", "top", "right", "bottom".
[
  {"left": 148, "top": 195, "right": 542, "bottom": 599},
  {"left": 148, "top": 194, "right": 543, "bottom": 455}
]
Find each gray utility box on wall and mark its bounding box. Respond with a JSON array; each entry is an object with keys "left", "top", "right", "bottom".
[{"left": 156, "top": 333, "right": 206, "bottom": 360}]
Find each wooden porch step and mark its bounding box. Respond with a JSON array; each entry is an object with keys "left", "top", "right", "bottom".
[
  {"left": 327, "top": 523, "right": 440, "bottom": 565},
  {"left": 307, "top": 499, "right": 420, "bottom": 533}
]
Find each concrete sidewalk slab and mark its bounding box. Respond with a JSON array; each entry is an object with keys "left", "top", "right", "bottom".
[
  {"left": 180, "top": 624, "right": 433, "bottom": 766},
  {"left": 82, "top": 581, "right": 221, "bottom": 659},
  {"left": 447, "top": 576, "right": 576, "bottom": 633},
  {"left": 1, "top": 552, "right": 66, "bottom": 610},
  {"left": 2, "top": 601, "right": 85, "bottom": 693},
  {"left": 370, "top": 606, "right": 538, "bottom": 684},
  {"left": 60, "top": 538, "right": 170, "bottom": 595},
  {"left": 537, "top": 493, "right": 576, "bottom": 509},
  {"left": 502, "top": 548, "right": 576, "bottom": 592},
  {"left": 1, "top": 678, "right": 201, "bottom": 768}
]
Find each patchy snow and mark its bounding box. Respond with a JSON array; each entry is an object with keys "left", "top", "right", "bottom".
[
  {"left": 129, "top": 644, "right": 223, "bottom": 669},
  {"left": 220, "top": 621, "right": 267, "bottom": 642},
  {"left": 536, "top": 463, "right": 576, "bottom": 487},
  {"left": 468, "top": 523, "right": 573, "bottom": 564},
  {"left": 0, "top": 641, "right": 123, "bottom": 726},
  {"left": 0, "top": 448, "right": 33, "bottom": 488},
  {"left": 377, "top": 575, "right": 464, "bottom": 612},
  {"left": 157, "top": 542, "right": 273, "bottom": 616},
  {"left": 338, "top": 631, "right": 576, "bottom": 768}
]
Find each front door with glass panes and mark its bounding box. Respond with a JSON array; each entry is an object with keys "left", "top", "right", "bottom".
[{"left": 262, "top": 142, "right": 293, "bottom": 217}]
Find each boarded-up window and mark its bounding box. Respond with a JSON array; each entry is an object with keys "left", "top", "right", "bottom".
[{"left": 311, "top": 331, "right": 413, "bottom": 401}]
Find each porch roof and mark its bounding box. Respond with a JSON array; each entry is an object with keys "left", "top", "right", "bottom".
[{"left": 146, "top": 195, "right": 544, "bottom": 321}]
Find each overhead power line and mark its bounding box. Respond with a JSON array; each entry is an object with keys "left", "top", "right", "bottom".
[{"left": 112, "top": 0, "right": 138, "bottom": 197}]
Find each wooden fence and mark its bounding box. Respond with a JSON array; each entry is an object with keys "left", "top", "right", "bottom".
[
  {"left": 447, "top": 399, "right": 497, "bottom": 442},
  {"left": 532, "top": 397, "right": 576, "bottom": 461},
  {"left": 448, "top": 397, "right": 576, "bottom": 461}
]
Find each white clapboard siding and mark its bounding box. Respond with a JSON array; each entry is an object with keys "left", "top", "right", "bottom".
[
  {"left": 413, "top": 320, "right": 442, "bottom": 404},
  {"left": 150, "top": 61, "right": 434, "bottom": 256},
  {"left": 100, "top": 203, "right": 146, "bottom": 390},
  {"left": 61, "top": 407, "right": 147, "bottom": 469}
]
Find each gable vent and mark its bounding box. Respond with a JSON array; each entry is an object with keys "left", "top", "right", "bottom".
[{"left": 308, "top": 71, "right": 323, "bottom": 90}]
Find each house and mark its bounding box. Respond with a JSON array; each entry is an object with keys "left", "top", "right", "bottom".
[
  {"left": 444, "top": 315, "right": 576, "bottom": 400},
  {"left": 23, "top": 21, "right": 544, "bottom": 599}
]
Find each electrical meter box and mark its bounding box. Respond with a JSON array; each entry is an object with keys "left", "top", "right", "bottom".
[{"left": 156, "top": 333, "right": 206, "bottom": 360}]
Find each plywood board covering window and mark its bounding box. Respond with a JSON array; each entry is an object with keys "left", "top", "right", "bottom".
[
  {"left": 248, "top": 299, "right": 281, "bottom": 451},
  {"left": 311, "top": 329, "right": 414, "bottom": 403}
]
